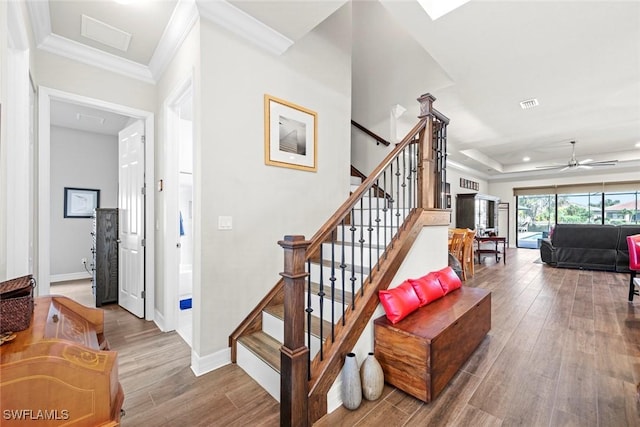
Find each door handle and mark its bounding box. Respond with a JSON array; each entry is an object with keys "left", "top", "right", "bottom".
[{"left": 176, "top": 243, "right": 181, "bottom": 248}]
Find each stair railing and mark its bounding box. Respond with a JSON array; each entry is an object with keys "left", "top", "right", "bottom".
[{"left": 280, "top": 93, "right": 449, "bottom": 426}]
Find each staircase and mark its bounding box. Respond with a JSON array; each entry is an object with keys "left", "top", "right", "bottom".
[
  {"left": 229, "top": 93, "right": 450, "bottom": 426},
  {"left": 235, "top": 175, "right": 394, "bottom": 401}
]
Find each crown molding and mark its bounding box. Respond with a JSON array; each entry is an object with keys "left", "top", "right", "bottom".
[
  {"left": 148, "top": 0, "right": 199, "bottom": 81},
  {"left": 39, "top": 32, "right": 155, "bottom": 84},
  {"left": 196, "top": 0, "right": 293, "bottom": 56},
  {"left": 25, "top": 0, "right": 292, "bottom": 84}
]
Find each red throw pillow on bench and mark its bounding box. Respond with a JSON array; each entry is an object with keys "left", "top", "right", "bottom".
[
  {"left": 378, "top": 280, "right": 421, "bottom": 324},
  {"left": 435, "top": 266, "right": 462, "bottom": 294},
  {"left": 409, "top": 272, "right": 445, "bottom": 306}
]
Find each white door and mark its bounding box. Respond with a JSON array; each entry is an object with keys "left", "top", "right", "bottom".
[{"left": 118, "top": 120, "right": 145, "bottom": 317}]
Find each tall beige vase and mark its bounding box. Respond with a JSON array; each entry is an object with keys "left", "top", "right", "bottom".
[
  {"left": 341, "top": 352, "right": 362, "bottom": 410},
  {"left": 360, "top": 352, "right": 384, "bottom": 400}
]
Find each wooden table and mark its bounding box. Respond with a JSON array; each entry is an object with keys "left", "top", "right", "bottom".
[{"left": 475, "top": 236, "right": 507, "bottom": 264}]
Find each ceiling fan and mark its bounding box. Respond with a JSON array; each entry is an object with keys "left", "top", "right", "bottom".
[{"left": 536, "top": 140, "right": 618, "bottom": 171}]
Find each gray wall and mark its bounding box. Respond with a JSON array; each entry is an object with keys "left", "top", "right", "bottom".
[{"left": 50, "top": 125, "right": 117, "bottom": 278}]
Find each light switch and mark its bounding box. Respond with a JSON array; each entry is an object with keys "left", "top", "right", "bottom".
[{"left": 218, "top": 216, "right": 233, "bottom": 230}]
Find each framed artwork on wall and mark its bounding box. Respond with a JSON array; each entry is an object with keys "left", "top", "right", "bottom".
[
  {"left": 64, "top": 187, "right": 100, "bottom": 218},
  {"left": 264, "top": 94, "right": 317, "bottom": 172}
]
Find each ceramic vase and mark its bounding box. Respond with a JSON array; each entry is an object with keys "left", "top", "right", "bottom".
[
  {"left": 341, "top": 352, "right": 362, "bottom": 410},
  {"left": 360, "top": 352, "right": 384, "bottom": 400}
]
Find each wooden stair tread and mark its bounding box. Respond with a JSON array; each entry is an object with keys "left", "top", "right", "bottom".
[
  {"left": 237, "top": 331, "right": 281, "bottom": 372},
  {"left": 322, "top": 240, "right": 386, "bottom": 251},
  {"left": 264, "top": 304, "right": 336, "bottom": 340},
  {"left": 313, "top": 258, "right": 372, "bottom": 275}
]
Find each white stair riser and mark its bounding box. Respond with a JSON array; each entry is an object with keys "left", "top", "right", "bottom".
[
  {"left": 262, "top": 311, "right": 322, "bottom": 359},
  {"left": 307, "top": 292, "right": 350, "bottom": 324},
  {"left": 237, "top": 342, "right": 280, "bottom": 402},
  {"left": 321, "top": 242, "right": 383, "bottom": 265},
  {"left": 340, "top": 226, "right": 395, "bottom": 245},
  {"left": 308, "top": 263, "right": 369, "bottom": 289},
  {"left": 350, "top": 208, "right": 410, "bottom": 226}
]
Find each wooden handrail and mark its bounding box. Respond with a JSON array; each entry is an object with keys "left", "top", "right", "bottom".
[
  {"left": 351, "top": 120, "right": 391, "bottom": 146},
  {"left": 306, "top": 119, "right": 427, "bottom": 258}
]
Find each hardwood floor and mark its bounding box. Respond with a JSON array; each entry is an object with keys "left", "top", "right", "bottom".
[{"left": 72, "top": 247, "right": 640, "bottom": 426}]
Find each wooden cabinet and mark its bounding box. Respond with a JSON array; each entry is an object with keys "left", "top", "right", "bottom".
[
  {"left": 456, "top": 193, "right": 500, "bottom": 236},
  {"left": 0, "top": 296, "right": 124, "bottom": 426},
  {"left": 374, "top": 287, "right": 491, "bottom": 402},
  {"left": 92, "top": 208, "right": 118, "bottom": 307}
]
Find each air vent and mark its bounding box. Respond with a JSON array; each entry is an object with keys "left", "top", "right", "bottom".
[
  {"left": 76, "top": 112, "right": 105, "bottom": 125},
  {"left": 81, "top": 14, "right": 131, "bottom": 52},
  {"left": 519, "top": 98, "right": 539, "bottom": 110}
]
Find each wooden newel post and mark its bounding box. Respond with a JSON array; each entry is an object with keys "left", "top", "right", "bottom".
[
  {"left": 278, "top": 235, "right": 310, "bottom": 427},
  {"left": 417, "top": 93, "right": 437, "bottom": 209}
]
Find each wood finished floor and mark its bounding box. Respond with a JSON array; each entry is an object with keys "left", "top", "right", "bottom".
[{"left": 60, "top": 248, "right": 640, "bottom": 426}]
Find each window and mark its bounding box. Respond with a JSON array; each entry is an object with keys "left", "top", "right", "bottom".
[{"left": 516, "top": 194, "right": 555, "bottom": 248}]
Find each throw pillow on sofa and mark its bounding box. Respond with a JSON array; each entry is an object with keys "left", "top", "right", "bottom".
[
  {"left": 435, "top": 266, "right": 462, "bottom": 294},
  {"left": 409, "top": 272, "right": 445, "bottom": 306},
  {"left": 378, "top": 280, "right": 421, "bottom": 324}
]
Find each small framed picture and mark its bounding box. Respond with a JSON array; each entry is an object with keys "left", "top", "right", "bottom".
[
  {"left": 264, "top": 94, "right": 317, "bottom": 172},
  {"left": 64, "top": 187, "right": 100, "bottom": 218}
]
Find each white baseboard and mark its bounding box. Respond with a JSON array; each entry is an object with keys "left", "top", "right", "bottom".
[
  {"left": 50, "top": 272, "right": 91, "bottom": 283},
  {"left": 191, "top": 347, "right": 231, "bottom": 377},
  {"left": 154, "top": 309, "right": 166, "bottom": 332}
]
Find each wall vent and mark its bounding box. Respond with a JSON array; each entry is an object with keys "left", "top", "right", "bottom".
[{"left": 519, "top": 98, "right": 539, "bottom": 110}]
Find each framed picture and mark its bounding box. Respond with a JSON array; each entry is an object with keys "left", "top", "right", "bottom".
[
  {"left": 264, "top": 94, "right": 317, "bottom": 172},
  {"left": 64, "top": 187, "right": 100, "bottom": 218}
]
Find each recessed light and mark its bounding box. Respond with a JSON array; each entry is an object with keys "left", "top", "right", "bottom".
[
  {"left": 522, "top": 156, "right": 530, "bottom": 162},
  {"left": 520, "top": 98, "right": 539, "bottom": 110},
  {"left": 635, "top": 142, "right": 640, "bottom": 148}
]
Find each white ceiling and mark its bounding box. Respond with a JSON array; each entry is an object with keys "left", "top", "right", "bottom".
[{"left": 29, "top": 0, "right": 640, "bottom": 180}]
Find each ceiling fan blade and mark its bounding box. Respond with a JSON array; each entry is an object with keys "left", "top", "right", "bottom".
[
  {"left": 535, "top": 165, "right": 565, "bottom": 170},
  {"left": 586, "top": 160, "right": 618, "bottom": 166}
]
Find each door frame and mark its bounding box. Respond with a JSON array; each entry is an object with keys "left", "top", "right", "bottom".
[
  {"left": 163, "top": 74, "right": 194, "bottom": 332},
  {"left": 37, "top": 86, "right": 155, "bottom": 321}
]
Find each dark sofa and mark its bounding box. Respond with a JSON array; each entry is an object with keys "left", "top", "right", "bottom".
[{"left": 540, "top": 224, "right": 640, "bottom": 272}]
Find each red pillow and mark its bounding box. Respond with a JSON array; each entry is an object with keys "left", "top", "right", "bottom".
[
  {"left": 409, "top": 272, "right": 445, "bottom": 306},
  {"left": 435, "top": 266, "right": 462, "bottom": 294},
  {"left": 378, "top": 280, "right": 421, "bottom": 324}
]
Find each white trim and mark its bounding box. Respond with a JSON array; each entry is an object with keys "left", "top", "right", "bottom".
[
  {"left": 6, "top": 48, "right": 31, "bottom": 279},
  {"left": 163, "top": 73, "right": 194, "bottom": 333},
  {"left": 197, "top": 0, "right": 293, "bottom": 55},
  {"left": 37, "top": 87, "right": 155, "bottom": 322},
  {"left": 39, "top": 33, "right": 155, "bottom": 84},
  {"left": 154, "top": 308, "right": 167, "bottom": 332},
  {"left": 149, "top": 0, "right": 199, "bottom": 81},
  {"left": 50, "top": 272, "right": 91, "bottom": 283},
  {"left": 25, "top": 0, "right": 292, "bottom": 84},
  {"left": 8, "top": 1, "right": 29, "bottom": 50},
  {"left": 25, "top": 0, "right": 51, "bottom": 46},
  {"left": 191, "top": 348, "right": 231, "bottom": 377}
]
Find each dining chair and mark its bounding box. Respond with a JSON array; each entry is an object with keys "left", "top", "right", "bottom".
[
  {"left": 449, "top": 232, "right": 465, "bottom": 272},
  {"left": 462, "top": 229, "right": 476, "bottom": 280},
  {"left": 627, "top": 234, "right": 640, "bottom": 302}
]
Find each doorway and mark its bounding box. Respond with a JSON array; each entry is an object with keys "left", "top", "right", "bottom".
[
  {"left": 37, "top": 87, "right": 155, "bottom": 321},
  {"left": 164, "top": 76, "right": 194, "bottom": 346}
]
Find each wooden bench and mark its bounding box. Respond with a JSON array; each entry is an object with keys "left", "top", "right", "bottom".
[{"left": 373, "top": 286, "right": 491, "bottom": 402}]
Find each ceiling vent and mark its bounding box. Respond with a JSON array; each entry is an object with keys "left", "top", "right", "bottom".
[
  {"left": 76, "top": 112, "right": 105, "bottom": 125},
  {"left": 519, "top": 98, "right": 539, "bottom": 110},
  {"left": 81, "top": 14, "right": 131, "bottom": 52}
]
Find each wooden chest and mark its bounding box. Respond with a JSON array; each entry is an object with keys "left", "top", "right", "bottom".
[{"left": 374, "top": 286, "right": 491, "bottom": 402}]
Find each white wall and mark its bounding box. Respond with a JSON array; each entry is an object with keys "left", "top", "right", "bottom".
[
  {"left": 49, "top": 126, "right": 117, "bottom": 278},
  {"left": 488, "top": 169, "right": 640, "bottom": 246},
  {"left": 156, "top": 18, "right": 200, "bottom": 336},
  {"left": 0, "top": 1, "right": 8, "bottom": 280},
  {"left": 197, "top": 4, "right": 351, "bottom": 358}
]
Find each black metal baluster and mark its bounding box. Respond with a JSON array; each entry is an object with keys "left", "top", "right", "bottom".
[
  {"left": 395, "top": 157, "right": 401, "bottom": 231},
  {"left": 340, "top": 219, "right": 346, "bottom": 326},
  {"left": 375, "top": 178, "right": 381, "bottom": 270},
  {"left": 350, "top": 208, "right": 357, "bottom": 310},
  {"left": 359, "top": 197, "right": 364, "bottom": 296},
  {"left": 330, "top": 230, "right": 336, "bottom": 342},
  {"left": 318, "top": 244, "right": 324, "bottom": 360},
  {"left": 383, "top": 170, "right": 388, "bottom": 256},
  {"left": 306, "top": 259, "right": 312, "bottom": 378},
  {"left": 368, "top": 187, "right": 373, "bottom": 278}
]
